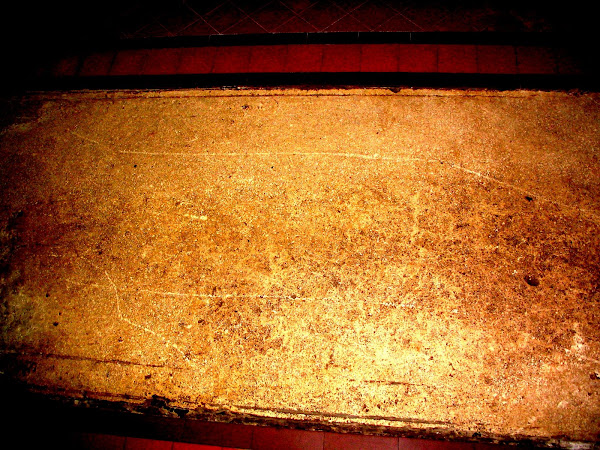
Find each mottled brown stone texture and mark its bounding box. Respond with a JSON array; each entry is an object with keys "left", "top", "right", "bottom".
[{"left": 0, "top": 89, "right": 599, "bottom": 444}]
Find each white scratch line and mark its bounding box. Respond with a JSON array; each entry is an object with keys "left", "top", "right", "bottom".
[
  {"left": 70, "top": 131, "right": 103, "bottom": 146},
  {"left": 89, "top": 142, "right": 599, "bottom": 223},
  {"left": 105, "top": 272, "right": 196, "bottom": 368},
  {"left": 565, "top": 349, "right": 600, "bottom": 365},
  {"left": 137, "top": 289, "right": 415, "bottom": 307},
  {"left": 446, "top": 162, "right": 600, "bottom": 223},
  {"left": 118, "top": 150, "right": 435, "bottom": 164}
]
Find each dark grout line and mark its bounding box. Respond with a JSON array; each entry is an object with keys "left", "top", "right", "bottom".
[
  {"left": 83, "top": 31, "right": 579, "bottom": 52},
  {"left": 32, "top": 73, "right": 600, "bottom": 92}
]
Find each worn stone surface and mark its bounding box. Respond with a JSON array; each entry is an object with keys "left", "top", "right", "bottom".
[{"left": 0, "top": 89, "right": 599, "bottom": 443}]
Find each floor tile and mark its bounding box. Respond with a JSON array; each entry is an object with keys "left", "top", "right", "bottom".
[
  {"left": 397, "top": 44, "right": 438, "bottom": 72},
  {"left": 51, "top": 55, "right": 80, "bottom": 77},
  {"left": 324, "top": 432, "right": 398, "bottom": 450},
  {"left": 212, "top": 46, "right": 252, "bottom": 73},
  {"left": 516, "top": 46, "right": 557, "bottom": 74},
  {"left": 143, "top": 48, "right": 182, "bottom": 75},
  {"left": 438, "top": 45, "right": 477, "bottom": 73},
  {"left": 69, "top": 432, "right": 127, "bottom": 450},
  {"left": 178, "top": 47, "right": 216, "bottom": 74},
  {"left": 249, "top": 45, "right": 288, "bottom": 72},
  {"left": 173, "top": 443, "right": 222, "bottom": 450},
  {"left": 361, "top": 44, "right": 399, "bottom": 72},
  {"left": 110, "top": 49, "right": 149, "bottom": 76},
  {"left": 79, "top": 52, "right": 115, "bottom": 77},
  {"left": 322, "top": 44, "right": 361, "bottom": 72},
  {"left": 183, "top": 420, "right": 253, "bottom": 449},
  {"left": 299, "top": 0, "right": 345, "bottom": 31},
  {"left": 126, "top": 436, "right": 173, "bottom": 449},
  {"left": 476, "top": 45, "right": 517, "bottom": 74},
  {"left": 398, "top": 438, "right": 475, "bottom": 450},
  {"left": 324, "top": 14, "right": 366, "bottom": 32},
  {"left": 285, "top": 44, "right": 324, "bottom": 72},
  {"left": 273, "top": 15, "right": 318, "bottom": 33},
  {"left": 253, "top": 426, "right": 324, "bottom": 450},
  {"left": 252, "top": 1, "right": 299, "bottom": 32}
]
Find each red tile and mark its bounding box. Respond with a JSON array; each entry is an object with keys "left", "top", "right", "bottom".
[
  {"left": 516, "top": 46, "right": 557, "bottom": 74},
  {"left": 438, "top": 45, "right": 477, "bottom": 73},
  {"left": 398, "top": 437, "right": 474, "bottom": 450},
  {"left": 126, "top": 436, "right": 173, "bottom": 449},
  {"left": 361, "top": 44, "right": 398, "bottom": 72},
  {"left": 178, "top": 47, "right": 216, "bottom": 74},
  {"left": 51, "top": 55, "right": 80, "bottom": 77},
  {"left": 397, "top": 44, "right": 438, "bottom": 72},
  {"left": 249, "top": 45, "right": 288, "bottom": 73},
  {"left": 253, "top": 427, "right": 324, "bottom": 450},
  {"left": 476, "top": 45, "right": 516, "bottom": 74},
  {"left": 220, "top": 423, "right": 254, "bottom": 448},
  {"left": 173, "top": 444, "right": 221, "bottom": 450},
  {"left": 183, "top": 420, "right": 253, "bottom": 449},
  {"left": 324, "top": 432, "right": 398, "bottom": 450},
  {"left": 322, "top": 44, "right": 362, "bottom": 72},
  {"left": 556, "top": 47, "right": 584, "bottom": 75},
  {"left": 69, "top": 432, "right": 126, "bottom": 449},
  {"left": 211, "top": 46, "right": 252, "bottom": 73},
  {"left": 110, "top": 49, "right": 149, "bottom": 76},
  {"left": 79, "top": 52, "right": 115, "bottom": 77},
  {"left": 286, "top": 44, "right": 324, "bottom": 72},
  {"left": 143, "top": 48, "right": 182, "bottom": 75}
]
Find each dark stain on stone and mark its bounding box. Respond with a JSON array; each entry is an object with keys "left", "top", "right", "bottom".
[{"left": 524, "top": 275, "right": 540, "bottom": 287}]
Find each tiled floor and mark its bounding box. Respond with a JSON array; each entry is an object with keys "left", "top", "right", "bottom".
[
  {"left": 117, "top": 0, "right": 561, "bottom": 39},
  {"left": 66, "top": 427, "right": 505, "bottom": 450}
]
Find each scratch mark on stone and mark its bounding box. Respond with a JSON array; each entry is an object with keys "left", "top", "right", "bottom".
[
  {"left": 105, "top": 271, "right": 196, "bottom": 369},
  {"left": 136, "top": 288, "right": 416, "bottom": 306},
  {"left": 117, "top": 149, "right": 598, "bottom": 223},
  {"left": 70, "top": 130, "right": 103, "bottom": 146}
]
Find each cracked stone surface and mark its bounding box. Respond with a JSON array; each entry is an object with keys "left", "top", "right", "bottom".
[{"left": 0, "top": 88, "right": 599, "bottom": 443}]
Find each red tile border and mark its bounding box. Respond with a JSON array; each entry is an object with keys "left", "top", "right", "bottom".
[
  {"left": 110, "top": 49, "right": 150, "bottom": 76},
  {"left": 361, "top": 44, "right": 399, "bottom": 72},
  {"left": 516, "top": 46, "right": 557, "bottom": 74},
  {"left": 183, "top": 420, "right": 253, "bottom": 449},
  {"left": 253, "top": 426, "right": 324, "bottom": 450},
  {"left": 51, "top": 55, "right": 80, "bottom": 77},
  {"left": 398, "top": 437, "right": 475, "bottom": 450},
  {"left": 143, "top": 48, "right": 183, "bottom": 75},
  {"left": 397, "top": 44, "right": 438, "bottom": 72},
  {"left": 322, "top": 44, "right": 362, "bottom": 72},
  {"left": 212, "top": 46, "right": 252, "bottom": 73},
  {"left": 79, "top": 52, "right": 115, "bottom": 77},
  {"left": 286, "top": 44, "right": 324, "bottom": 72},
  {"left": 324, "top": 432, "right": 399, "bottom": 450},
  {"left": 178, "top": 47, "right": 216, "bottom": 74},
  {"left": 555, "top": 47, "right": 584, "bottom": 75},
  {"left": 173, "top": 443, "right": 223, "bottom": 450},
  {"left": 249, "top": 45, "right": 288, "bottom": 73},
  {"left": 126, "top": 436, "right": 173, "bottom": 449},
  {"left": 69, "top": 432, "right": 127, "bottom": 450},
  {"left": 438, "top": 45, "right": 477, "bottom": 73},
  {"left": 476, "top": 45, "right": 516, "bottom": 74}
]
